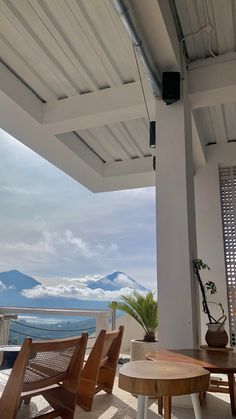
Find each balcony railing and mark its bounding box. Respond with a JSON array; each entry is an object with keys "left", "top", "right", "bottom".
[{"left": 0, "top": 306, "right": 113, "bottom": 345}]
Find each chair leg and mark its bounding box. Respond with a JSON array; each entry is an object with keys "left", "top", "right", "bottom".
[
  {"left": 61, "top": 411, "right": 74, "bottom": 419},
  {"left": 228, "top": 373, "right": 236, "bottom": 416},
  {"left": 199, "top": 390, "right": 206, "bottom": 406},
  {"left": 97, "top": 367, "right": 116, "bottom": 394},
  {"left": 23, "top": 396, "right": 31, "bottom": 405},
  {"left": 77, "top": 379, "right": 96, "bottom": 411},
  {"left": 77, "top": 396, "right": 94, "bottom": 412}
]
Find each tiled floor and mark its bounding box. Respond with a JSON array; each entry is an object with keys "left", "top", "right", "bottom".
[{"left": 14, "top": 372, "right": 231, "bottom": 419}]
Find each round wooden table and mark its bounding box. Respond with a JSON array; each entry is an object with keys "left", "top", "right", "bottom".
[{"left": 119, "top": 360, "right": 210, "bottom": 419}]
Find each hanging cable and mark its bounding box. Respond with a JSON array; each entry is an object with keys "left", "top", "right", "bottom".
[
  {"left": 10, "top": 319, "right": 95, "bottom": 333},
  {"left": 203, "top": 0, "right": 216, "bottom": 58},
  {"left": 133, "top": 45, "right": 151, "bottom": 123},
  {"left": 179, "top": 0, "right": 216, "bottom": 58}
]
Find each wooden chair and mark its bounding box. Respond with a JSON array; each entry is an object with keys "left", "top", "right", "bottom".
[
  {"left": 0, "top": 333, "right": 88, "bottom": 419},
  {"left": 77, "top": 325, "right": 124, "bottom": 411}
]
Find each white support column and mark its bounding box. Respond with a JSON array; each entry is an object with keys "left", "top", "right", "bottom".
[
  {"left": 96, "top": 313, "right": 110, "bottom": 336},
  {"left": 156, "top": 88, "right": 200, "bottom": 349},
  {"left": 0, "top": 315, "right": 17, "bottom": 345}
]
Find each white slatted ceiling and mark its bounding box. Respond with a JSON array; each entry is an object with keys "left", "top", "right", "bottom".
[
  {"left": 175, "top": 0, "right": 236, "bottom": 60},
  {"left": 75, "top": 118, "right": 151, "bottom": 163},
  {"left": 0, "top": 0, "right": 137, "bottom": 101},
  {"left": 223, "top": 103, "right": 236, "bottom": 141},
  {"left": 194, "top": 103, "right": 236, "bottom": 145},
  {"left": 175, "top": 1, "right": 236, "bottom": 147}
]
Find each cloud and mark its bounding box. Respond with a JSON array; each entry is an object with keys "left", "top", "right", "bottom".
[
  {"left": 6, "top": 231, "right": 56, "bottom": 258},
  {"left": 32, "top": 273, "right": 103, "bottom": 287},
  {"left": 21, "top": 284, "right": 141, "bottom": 301},
  {"left": 0, "top": 185, "right": 40, "bottom": 195},
  {"left": 65, "top": 274, "right": 103, "bottom": 284},
  {"left": 5, "top": 229, "right": 119, "bottom": 264},
  {"left": 118, "top": 188, "right": 155, "bottom": 200},
  {"left": 63, "top": 230, "right": 92, "bottom": 258}
]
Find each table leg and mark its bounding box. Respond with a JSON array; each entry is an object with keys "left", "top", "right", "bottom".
[
  {"left": 163, "top": 396, "right": 171, "bottom": 419},
  {"left": 137, "top": 395, "right": 145, "bottom": 419},
  {"left": 191, "top": 393, "right": 202, "bottom": 419},
  {"left": 144, "top": 396, "right": 149, "bottom": 419},
  {"left": 157, "top": 397, "right": 163, "bottom": 414},
  {"left": 228, "top": 373, "right": 236, "bottom": 416}
]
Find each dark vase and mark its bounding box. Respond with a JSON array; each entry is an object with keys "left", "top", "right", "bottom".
[{"left": 205, "top": 323, "right": 229, "bottom": 347}]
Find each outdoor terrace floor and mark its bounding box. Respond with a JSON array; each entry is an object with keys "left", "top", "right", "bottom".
[{"left": 12, "top": 369, "right": 231, "bottom": 419}]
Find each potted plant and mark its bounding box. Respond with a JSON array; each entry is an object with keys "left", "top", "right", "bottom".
[
  {"left": 193, "top": 258, "right": 228, "bottom": 347},
  {"left": 109, "top": 291, "right": 158, "bottom": 360}
]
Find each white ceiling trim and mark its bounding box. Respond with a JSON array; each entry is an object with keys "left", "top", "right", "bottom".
[
  {"left": 188, "top": 58, "right": 236, "bottom": 108},
  {"left": 0, "top": 60, "right": 43, "bottom": 122},
  {"left": 192, "top": 114, "right": 206, "bottom": 168},
  {"left": 42, "top": 81, "right": 155, "bottom": 134},
  {"left": 103, "top": 155, "right": 154, "bottom": 178}
]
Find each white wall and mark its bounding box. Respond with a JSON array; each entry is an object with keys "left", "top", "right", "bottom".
[
  {"left": 194, "top": 143, "right": 236, "bottom": 344},
  {"left": 116, "top": 314, "right": 146, "bottom": 354}
]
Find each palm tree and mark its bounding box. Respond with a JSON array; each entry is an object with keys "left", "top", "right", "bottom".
[{"left": 110, "top": 291, "right": 158, "bottom": 342}]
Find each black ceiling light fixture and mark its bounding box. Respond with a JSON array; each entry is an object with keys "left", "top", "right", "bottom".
[{"left": 149, "top": 121, "right": 156, "bottom": 148}]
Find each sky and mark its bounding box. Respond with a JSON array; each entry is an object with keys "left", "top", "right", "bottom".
[{"left": 0, "top": 129, "right": 157, "bottom": 291}]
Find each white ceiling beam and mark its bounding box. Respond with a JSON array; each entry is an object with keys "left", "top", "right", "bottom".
[
  {"left": 0, "top": 61, "right": 43, "bottom": 122},
  {"left": 209, "top": 105, "right": 228, "bottom": 144},
  {"left": 128, "top": 0, "right": 180, "bottom": 71},
  {"left": 188, "top": 58, "right": 236, "bottom": 109},
  {"left": 192, "top": 114, "right": 206, "bottom": 169},
  {"left": 103, "top": 155, "right": 153, "bottom": 177},
  {"left": 57, "top": 132, "right": 104, "bottom": 174},
  {"left": 156, "top": 0, "right": 181, "bottom": 68},
  {"left": 98, "top": 156, "right": 155, "bottom": 192},
  {"left": 42, "top": 82, "right": 155, "bottom": 134}
]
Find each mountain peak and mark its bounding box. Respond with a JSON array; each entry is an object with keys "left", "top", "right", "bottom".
[
  {"left": 0, "top": 270, "right": 40, "bottom": 292},
  {"left": 106, "top": 271, "right": 126, "bottom": 280},
  {"left": 88, "top": 271, "right": 148, "bottom": 292}
]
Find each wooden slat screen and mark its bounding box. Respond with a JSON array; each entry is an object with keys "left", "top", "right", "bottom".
[{"left": 219, "top": 166, "right": 236, "bottom": 346}]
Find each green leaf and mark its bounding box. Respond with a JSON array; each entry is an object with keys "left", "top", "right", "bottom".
[{"left": 109, "top": 291, "right": 158, "bottom": 341}]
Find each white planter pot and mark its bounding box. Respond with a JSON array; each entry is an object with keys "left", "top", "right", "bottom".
[{"left": 130, "top": 339, "right": 158, "bottom": 361}]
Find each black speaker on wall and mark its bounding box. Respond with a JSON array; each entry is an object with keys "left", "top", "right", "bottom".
[{"left": 162, "top": 71, "right": 180, "bottom": 105}]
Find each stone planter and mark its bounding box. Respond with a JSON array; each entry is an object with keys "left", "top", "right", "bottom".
[
  {"left": 205, "top": 322, "right": 229, "bottom": 347},
  {"left": 130, "top": 339, "right": 158, "bottom": 361}
]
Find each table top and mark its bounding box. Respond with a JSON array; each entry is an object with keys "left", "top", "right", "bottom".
[
  {"left": 119, "top": 360, "right": 209, "bottom": 397},
  {"left": 200, "top": 345, "right": 233, "bottom": 352},
  {"left": 146, "top": 349, "right": 236, "bottom": 373}
]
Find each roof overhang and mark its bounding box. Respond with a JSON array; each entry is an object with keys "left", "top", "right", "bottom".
[{"left": 0, "top": 0, "right": 235, "bottom": 191}]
